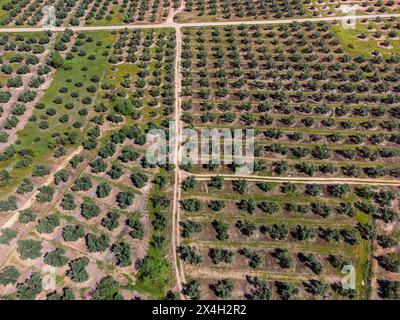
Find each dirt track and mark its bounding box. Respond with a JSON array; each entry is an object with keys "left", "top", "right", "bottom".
[{"left": 0, "top": 13, "right": 399, "bottom": 33}]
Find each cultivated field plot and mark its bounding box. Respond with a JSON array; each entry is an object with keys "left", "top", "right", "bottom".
[
  {"left": 68, "top": 0, "right": 180, "bottom": 26},
  {"left": 0, "top": 31, "right": 55, "bottom": 151},
  {"left": 176, "top": 0, "right": 307, "bottom": 22},
  {"left": 178, "top": 177, "right": 399, "bottom": 300},
  {"left": 0, "top": 29, "right": 116, "bottom": 197},
  {"left": 306, "top": 0, "right": 400, "bottom": 17},
  {"left": 175, "top": 0, "right": 400, "bottom": 22},
  {"left": 176, "top": 21, "right": 400, "bottom": 299},
  {"left": 180, "top": 20, "right": 400, "bottom": 180},
  {"left": 341, "top": 16, "right": 400, "bottom": 53},
  {"left": 0, "top": 0, "right": 180, "bottom": 27},
  {"left": 370, "top": 186, "right": 400, "bottom": 300},
  {"left": 0, "top": 0, "right": 79, "bottom": 26},
  {"left": 0, "top": 28, "right": 177, "bottom": 299}
]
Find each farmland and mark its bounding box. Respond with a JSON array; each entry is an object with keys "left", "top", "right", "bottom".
[
  {"left": 179, "top": 178, "right": 379, "bottom": 299},
  {"left": 0, "top": 1, "right": 399, "bottom": 301},
  {"left": 176, "top": 19, "right": 400, "bottom": 300},
  {"left": 0, "top": 0, "right": 181, "bottom": 27},
  {"left": 0, "top": 27, "right": 177, "bottom": 300}
]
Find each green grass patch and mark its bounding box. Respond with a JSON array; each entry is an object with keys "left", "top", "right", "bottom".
[{"left": 0, "top": 31, "right": 117, "bottom": 197}]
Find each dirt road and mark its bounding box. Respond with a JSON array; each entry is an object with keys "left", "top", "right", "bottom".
[{"left": 0, "top": 13, "right": 399, "bottom": 33}]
